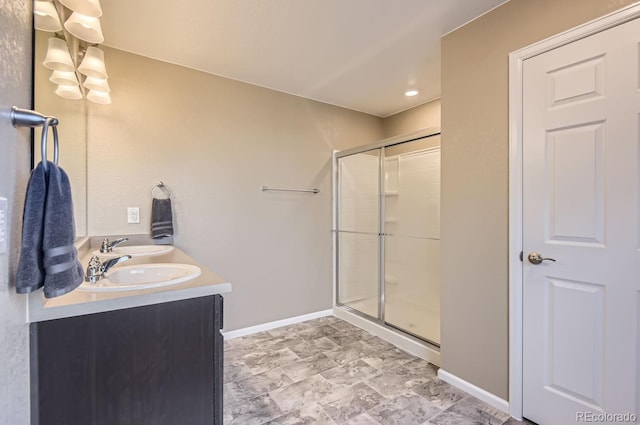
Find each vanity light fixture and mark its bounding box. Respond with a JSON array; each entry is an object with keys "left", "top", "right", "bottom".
[
  {"left": 39, "top": 0, "right": 111, "bottom": 104},
  {"left": 55, "top": 84, "right": 83, "bottom": 100},
  {"left": 405, "top": 89, "right": 420, "bottom": 97},
  {"left": 58, "top": 0, "right": 102, "bottom": 17},
  {"left": 64, "top": 11, "right": 104, "bottom": 44},
  {"left": 43, "top": 37, "right": 75, "bottom": 72},
  {"left": 50, "top": 70, "right": 80, "bottom": 86},
  {"left": 77, "top": 46, "right": 107, "bottom": 79},
  {"left": 82, "top": 76, "right": 110, "bottom": 92},
  {"left": 35, "top": 0, "right": 63, "bottom": 32},
  {"left": 86, "top": 90, "right": 111, "bottom": 104}
]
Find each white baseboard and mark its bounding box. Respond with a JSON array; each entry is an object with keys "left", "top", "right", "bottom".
[
  {"left": 222, "top": 309, "right": 333, "bottom": 340},
  {"left": 437, "top": 369, "right": 509, "bottom": 414},
  {"left": 333, "top": 306, "right": 441, "bottom": 366}
]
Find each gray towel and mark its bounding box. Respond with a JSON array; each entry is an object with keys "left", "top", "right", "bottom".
[
  {"left": 15, "top": 162, "right": 47, "bottom": 294},
  {"left": 42, "top": 163, "right": 84, "bottom": 298},
  {"left": 151, "top": 198, "right": 174, "bottom": 239}
]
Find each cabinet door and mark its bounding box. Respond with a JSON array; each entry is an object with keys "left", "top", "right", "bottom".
[{"left": 31, "top": 296, "right": 221, "bottom": 425}]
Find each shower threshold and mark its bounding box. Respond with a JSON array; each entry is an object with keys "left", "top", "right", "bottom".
[{"left": 333, "top": 304, "right": 441, "bottom": 366}]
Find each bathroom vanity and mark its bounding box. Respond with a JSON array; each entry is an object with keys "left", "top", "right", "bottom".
[{"left": 28, "top": 237, "right": 231, "bottom": 425}]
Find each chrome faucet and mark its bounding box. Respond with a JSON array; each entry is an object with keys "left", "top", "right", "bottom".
[
  {"left": 100, "top": 237, "right": 129, "bottom": 253},
  {"left": 85, "top": 255, "right": 132, "bottom": 283}
]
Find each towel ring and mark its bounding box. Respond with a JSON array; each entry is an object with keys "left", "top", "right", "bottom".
[
  {"left": 11, "top": 107, "right": 60, "bottom": 173},
  {"left": 151, "top": 181, "right": 172, "bottom": 199},
  {"left": 41, "top": 117, "right": 59, "bottom": 172}
]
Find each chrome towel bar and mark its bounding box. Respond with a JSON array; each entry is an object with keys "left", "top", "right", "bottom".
[{"left": 261, "top": 186, "right": 319, "bottom": 194}]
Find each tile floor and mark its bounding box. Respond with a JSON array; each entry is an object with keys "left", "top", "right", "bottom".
[{"left": 223, "top": 316, "right": 532, "bottom": 425}]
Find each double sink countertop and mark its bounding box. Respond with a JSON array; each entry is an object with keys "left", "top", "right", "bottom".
[{"left": 27, "top": 235, "right": 232, "bottom": 323}]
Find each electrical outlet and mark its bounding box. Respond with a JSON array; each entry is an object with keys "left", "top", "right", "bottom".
[
  {"left": 0, "top": 197, "right": 7, "bottom": 254},
  {"left": 127, "top": 207, "right": 140, "bottom": 224}
]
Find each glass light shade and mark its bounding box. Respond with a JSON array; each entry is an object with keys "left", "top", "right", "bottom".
[
  {"left": 58, "top": 0, "right": 102, "bottom": 17},
  {"left": 82, "top": 76, "right": 110, "bottom": 92},
  {"left": 77, "top": 46, "right": 107, "bottom": 78},
  {"left": 87, "top": 90, "right": 111, "bottom": 104},
  {"left": 35, "top": 1, "right": 62, "bottom": 32},
  {"left": 64, "top": 12, "right": 104, "bottom": 43},
  {"left": 50, "top": 70, "right": 79, "bottom": 86},
  {"left": 43, "top": 37, "right": 75, "bottom": 72},
  {"left": 55, "top": 84, "right": 83, "bottom": 100}
]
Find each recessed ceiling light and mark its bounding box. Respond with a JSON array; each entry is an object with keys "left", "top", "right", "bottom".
[{"left": 405, "top": 89, "right": 420, "bottom": 97}]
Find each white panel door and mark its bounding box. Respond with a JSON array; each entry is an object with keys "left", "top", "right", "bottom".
[{"left": 522, "top": 17, "right": 640, "bottom": 424}]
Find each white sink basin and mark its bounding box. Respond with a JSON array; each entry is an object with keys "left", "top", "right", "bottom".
[
  {"left": 78, "top": 263, "right": 201, "bottom": 292},
  {"left": 92, "top": 245, "right": 173, "bottom": 258}
]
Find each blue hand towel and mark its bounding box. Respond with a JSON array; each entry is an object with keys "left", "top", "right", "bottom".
[
  {"left": 42, "top": 162, "right": 84, "bottom": 298},
  {"left": 15, "top": 162, "right": 47, "bottom": 294}
]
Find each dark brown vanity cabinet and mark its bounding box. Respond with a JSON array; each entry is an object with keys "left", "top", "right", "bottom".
[{"left": 30, "top": 295, "right": 224, "bottom": 425}]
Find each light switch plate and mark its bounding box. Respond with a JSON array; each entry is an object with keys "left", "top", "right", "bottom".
[
  {"left": 127, "top": 207, "right": 140, "bottom": 224},
  {"left": 0, "top": 197, "right": 7, "bottom": 254}
]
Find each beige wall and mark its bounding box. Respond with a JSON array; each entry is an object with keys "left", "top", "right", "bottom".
[
  {"left": 86, "top": 47, "right": 384, "bottom": 331},
  {"left": 382, "top": 98, "right": 441, "bottom": 138},
  {"left": 440, "top": 0, "right": 637, "bottom": 400},
  {"left": 0, "top": 1, "right": 32, "bottom": 423}
]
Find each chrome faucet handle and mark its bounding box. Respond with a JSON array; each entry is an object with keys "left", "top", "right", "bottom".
[
  {"left": 100, "top": 238, "right": 110, "bottom": 253},
  {"left": 102, "top": 255, "right": 132, "bottom": 274},
  {"left": 85, "top": 254, "right": 132, "bottom": 283},
  {"left": 85, "top": 255, "right": 104, "bottom": 283},
  {"left": 110, "top": 237, "right": 129, "bottom": 250},
  {"left": 99, "top": 237, "right": 129, "bottom": 253}
]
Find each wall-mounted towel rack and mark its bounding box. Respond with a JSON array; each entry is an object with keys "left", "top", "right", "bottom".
[
  {"left": 261, "top": 185, "right": 320, "bottom": 194},
  {"left": 11, "top": 106, "right": 60, "bottom": 172},
  {"left": 151, "top": 181, "right": 172, "bottom": 199},
  {"left": 11, "top": 106, "right": 58, "bottom": 127}
]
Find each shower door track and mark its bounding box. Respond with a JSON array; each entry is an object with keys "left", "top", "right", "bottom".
[{"left": 335, "top": 303, "right": 441, "bottom": 349}]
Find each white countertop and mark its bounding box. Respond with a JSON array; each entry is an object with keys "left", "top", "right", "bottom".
[{"left": 27, "top": 236, "right": 232, "bottom": 323}]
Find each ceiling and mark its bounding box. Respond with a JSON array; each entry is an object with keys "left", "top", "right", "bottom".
[{"left": 99, "top": 0, "right": 507, "bottom": 117}]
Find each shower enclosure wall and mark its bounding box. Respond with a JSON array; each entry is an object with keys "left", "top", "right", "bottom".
[{"left": 334, "top": 130, "right": 441, "bottom": 353}]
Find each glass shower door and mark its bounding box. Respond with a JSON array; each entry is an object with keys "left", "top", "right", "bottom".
[
  {"left": 335, "top": 134, "right": 441, "bottom": 346},
  {"left": 336, "top": 149, "right": 381, "bottom": 318},
  {"left": 383, "top": 139, "right": 441, "bottom": 344}
]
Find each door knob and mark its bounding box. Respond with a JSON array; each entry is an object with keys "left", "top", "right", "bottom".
[{"left": 528, "top": 252, "right": 556, "bottom": 265}]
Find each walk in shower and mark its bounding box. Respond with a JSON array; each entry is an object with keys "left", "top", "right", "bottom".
[{"left": 334, "top": 129, "right": 441, "bottom": 350}]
